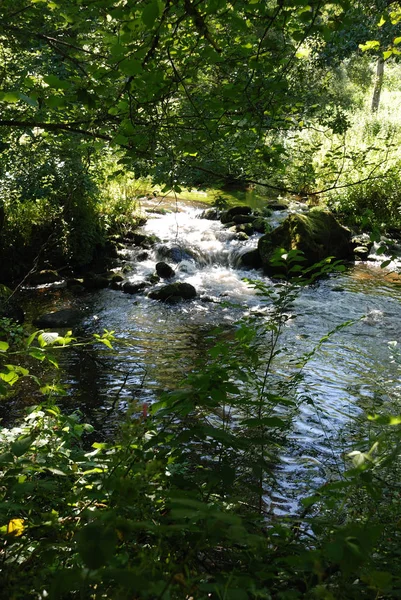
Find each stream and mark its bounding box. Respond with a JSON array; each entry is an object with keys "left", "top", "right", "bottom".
[{"left": 12, "top": 197, "right": 401, "bottom": 514}]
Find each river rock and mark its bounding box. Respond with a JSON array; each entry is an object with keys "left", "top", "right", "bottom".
[
  {"left": 353, "top": 246, "right": 370, "bottom": 261},
  {"left": 34, "top": 309, "right": 82, "bottom": 328},
  {"left": 128, "top": 233, "right": 159, "bottom": 248},
  {"left": 136, "top": 251, "right": 149, "bottom": 261},
  {"left": 66, "top": 278, "right": 83, "bottom": 288},
  {"left": 157, "top": 245, "right": 195, "bottom": 263},
  {"left": 236, "top": 223, "right": 254, "bottom": 236},
  {"left": 122, "top": 281, "right": 148, "bottom": 294},
  {"left": 232, "top": 214, "right": 255, "bottom": 225},
  {"left": 148, "top": 282, "right": 197, "bottom": 302},
  {"left": 156, "top": 262, "right": 175, "bottom": 279},
  {"left": 83, "top": 275, "right": 110, "bottom": 290},
  {"left": 29, "top": 270, "right": 60, "bottom": 285},
  {"left": 200, "top": 208, "right": 220, "bottom": 220},
  {"left": 235, "top": 232, "right": 249, "bottom": 241},
  {"left": 238, "top": 249, "right": 262, "bottom": 269},
  {"left": 110, "top": 274, "right": 124, "bottom": 290},
  {"left": 146, "top": 273, "right": 160, "bottom": 285},
  {"left": 252, "top": 217, "right": 270, "bottom": 234},
  {"left": 111, "top": 273, "right": 124, "bottom": 283},
  {"left": 258, "top": 211, "right": 353, "bottom": 275},
  {"left": 221, "top": 206, "right": 252, "bottom": 224},
  {"left": 268, "top": 201, "right": 288, "bottom": 211}
]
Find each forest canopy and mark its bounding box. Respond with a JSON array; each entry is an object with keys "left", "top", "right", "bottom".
[{"left": 1, "top": 0, "right": 400, "bottom": 191}]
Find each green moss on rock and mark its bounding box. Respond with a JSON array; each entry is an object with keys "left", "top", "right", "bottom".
[{"left": 258, "top": 212, "right": 353, "bottom": 275}]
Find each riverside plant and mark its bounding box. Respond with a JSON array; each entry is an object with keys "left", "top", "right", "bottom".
[{"left": 0, "top": 257, "right": 401, "bottom": 599}]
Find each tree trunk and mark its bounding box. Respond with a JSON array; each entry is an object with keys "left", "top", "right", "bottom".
[{"left": 371, "top": 57, "right": 384, "bottom": 113}]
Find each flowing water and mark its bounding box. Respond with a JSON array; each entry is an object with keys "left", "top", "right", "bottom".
[{"left": 14, "top": 198, "right": 401, "bottom": 513}]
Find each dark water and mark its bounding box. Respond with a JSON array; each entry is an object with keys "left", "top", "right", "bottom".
[{"left": 13, "top": 198, "right": 401, "bottom": 512}]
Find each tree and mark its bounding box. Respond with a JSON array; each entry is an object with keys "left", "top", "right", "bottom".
[{"left": 0, "top": 0, "right": 376, "bottom": 191}]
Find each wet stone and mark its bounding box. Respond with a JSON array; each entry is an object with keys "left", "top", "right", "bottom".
[
  {"left": 148, "top": 282, "right": 197, "bottom": 302},
  {"left": 353, "top": 246, "right": 370, "bottom": 261},
  {"left": 122, "top": 281, "right": 148, "bottom": 294},
  {"left": 232, "top": 214, "right": 255, "bottom": 225},
  {"left": 33, "top": 309, "right": 82, "bottom": 328},
  {"left": 221, "top": 205, "right": 252, "bottom": 224},
  {"left": 136, "top": 251, "right": 149, "bottom": 262},
  {"left": 156, "top": 262, "right": 175, "bottom": 279}
]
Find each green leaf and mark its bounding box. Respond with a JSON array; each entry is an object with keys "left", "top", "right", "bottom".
[
  {"left": 0, "top": 341, "right": 9, "bottom": 352},
  {"left": 43, "top": 75, "right": 71, "bottom": 90},
  {"left": 11, "top": 436, "right": 34, "bottom": 457},
  {"left": 120, "top": 59, "right": 142, "bottom": 76},
  {"left": 19, "top": 93, "right": 39, "bottom": 108},
  {"left": 1, "top": 92, "right": 20, "bottom": 103},
  {"left": 77, "top": 522, "right": 117, "bottom": 569},
  {"left": 141, "top": 0, "right": 162, "bottom": 28},
  {"left": 28, "top": 348, "right": 46, "bottom": 361}
]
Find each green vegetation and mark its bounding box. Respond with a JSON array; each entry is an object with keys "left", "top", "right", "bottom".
[
  {"left": 2, "top": 0, "right": 401, "bottom": 598},
  {"left": 0, "top": 273, "right": 401, "bottom": 599},
  {"left": 1, "top": 0, "right": 401, "bottom": 270}
]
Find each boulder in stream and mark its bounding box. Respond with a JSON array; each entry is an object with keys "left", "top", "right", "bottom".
[
  {"left": 200, "top": 208, "right": 221, "bottom": 220},
  {"left": 157, "top": 245, "right": 195, "bottom": 263},
  {"left": 236, "top": 223, "right": 254, "bottom": 236},
  {"left": 238, "top": 249, "right": 262, "bottom": 270},
  {"left": 267, "top": 201, "right": 288, "bottom": 211},
  {"left": 252, "top": 217, "right": 271, "bottom": 234},
  {"left": 258, "top": 211, "right": 353, "bottom": 275},
  {"left": 156, "top": 262, "right": 175, "bottom": 279},
  {"left": 127, "top": 233, "right": 159, "bottom": 248},
  {"left": 148, "top": 282, "right": 197, "bottom": 302},
  {"left": 221, "top": 205, "right": 252, "bottom": 224},
  {"left": 34, "top": 309, "right": 82, "bottom": 328},
  {"left": 353, "top": 246, "right": 370, "bottom": 261},
  {"left": 122, "top": 281, "right": 148, "bottom": 294},
  {"left": 232, "top": 214, "right": 255, "bottom": 225}
]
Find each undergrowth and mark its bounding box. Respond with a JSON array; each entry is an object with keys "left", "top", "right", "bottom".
[{"left": 0, "top": 258, "right": 401, "bottom": 599}]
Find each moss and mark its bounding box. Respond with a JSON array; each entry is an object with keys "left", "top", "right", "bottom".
[{"left": 258, "top": 212, "right": 353, "bottom": 274}]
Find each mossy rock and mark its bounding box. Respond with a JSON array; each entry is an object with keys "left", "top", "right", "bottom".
[
  {"left": 253, "top": 217, "right": 271, "bottom": 234},
  {"left": 258, "top": 212, "right": 353, "bottom": 275},
  {"left": 236, "top": 223, "right": 254, "bottom": 236}
]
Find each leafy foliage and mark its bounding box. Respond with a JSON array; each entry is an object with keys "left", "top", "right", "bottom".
[
  {"left": 1, "top": 0, "right": 393, "bottom": 191},
  {"left": 1, "top": 267, "right": 401, "bottom": 598}
]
